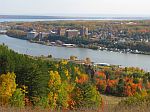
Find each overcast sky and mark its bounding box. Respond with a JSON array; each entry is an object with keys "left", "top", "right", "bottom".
[{"left": 0, "top": 0, "right": 150, "bottom": 16}]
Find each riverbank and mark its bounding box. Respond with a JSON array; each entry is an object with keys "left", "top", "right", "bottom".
[
  {"left": 99, "top": 47, "right": 150, "bottom": 55},
  {"left": 29, "top": 39, "right": 150, "bottom": 55},
  {"left": 1, "top": 33, "right": 149, "bottom": 56}
]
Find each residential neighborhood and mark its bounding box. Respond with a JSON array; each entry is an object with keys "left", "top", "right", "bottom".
[{"left": 1, "top": 20, "right": 150, "bottom": 54}]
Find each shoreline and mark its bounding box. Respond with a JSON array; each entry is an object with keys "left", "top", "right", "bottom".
[
  {"left": 29, "top": 39, "right": 150, "bottom": 56},
  {"left": 2, "top": 33, "right": 150, "bottom": 56}
]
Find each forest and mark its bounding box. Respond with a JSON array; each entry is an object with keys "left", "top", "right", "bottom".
[{"left": 0, "top": 44, "right": 150, "bottom": 111}]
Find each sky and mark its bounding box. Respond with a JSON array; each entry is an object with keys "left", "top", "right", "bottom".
[{"left": 0, "top": 0, "right": 150, "bottom": 17}]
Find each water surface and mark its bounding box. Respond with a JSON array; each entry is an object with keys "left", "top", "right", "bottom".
[{"left": 0, "top": 35, "right": 150, "bottom": 71}]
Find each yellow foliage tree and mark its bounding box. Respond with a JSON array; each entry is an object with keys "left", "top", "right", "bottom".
[
  {"left": 48, "top": 71, "right": 72, "bottom": 109},
  {"left": 60, "top": 60, "right": 68, "bottom": 65},
  {"left": 0, "top": 72, "right": 17, "bottom": 105},
  {"left": 48, "top": 71, "right": 61, "bottom": 108}
]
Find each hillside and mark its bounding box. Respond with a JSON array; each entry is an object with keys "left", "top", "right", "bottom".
[{"left": 0, "top": 44, "right": 150, "bottom": 111}]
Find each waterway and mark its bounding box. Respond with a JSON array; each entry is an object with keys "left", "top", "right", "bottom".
[{"left": 0, "top": 35, "right": 150, "bottom": 71}]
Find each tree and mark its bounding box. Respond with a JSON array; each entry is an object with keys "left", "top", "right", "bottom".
[
  {"left": 70, "top": 56, "right": 77, "bottom": 61},
  {"left": 117, "top": 79, "right": 125, "bottom": 96},
  {"left": 71, "top": 82, "right": 102, "bottom": 109},
  {"left": 0, "top": 72, "right": 17, "bottom": 105},
  {"left": 48, "top": 71, "right": 70, "bottom": 109},
  {"left": 95, "top": 71, "right": 107, "bottom": 93}
]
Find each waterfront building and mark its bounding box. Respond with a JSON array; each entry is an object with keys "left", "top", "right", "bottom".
[
  {"left": 0, "top": 30, "right": 7, "bottom": 34},
  {"left": 62, "top": 44, "right": 76, "bottom": 47},
  {"left": 66, "top": 29, "right": 79, "bottom": 38},
  {"left": 58, "top": 28, "right": 66, "bottom": 36},
  {"left": 27, "top": 31, "right": 38, "bottom": 40}
]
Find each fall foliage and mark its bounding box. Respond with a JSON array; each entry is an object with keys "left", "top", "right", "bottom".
[{"left": 0, "top": 44, "right": 150, "bottom": 110}]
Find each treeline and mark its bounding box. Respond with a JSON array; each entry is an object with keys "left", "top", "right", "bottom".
[
  {"left": 99, "top": 39, "right": 150, "bottom": 52},
  {"left": 0, "top": 44, "right": 101, "bottom": 110},
  {"left": 95, "top": 66, "right": 150, "bottom": 97},
  {"left": 47, "top": 34, "right": 150, "bottom": 52},
  {"left": 47, "top": 35, "right": 90, "bottom": 45}
]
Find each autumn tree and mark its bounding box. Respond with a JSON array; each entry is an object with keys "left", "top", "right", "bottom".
[
  {"left": 71, "top": 82, "right": 102, "bottom": 109},
  {"left": 48, "top": 71, "right": 70, "bottom": 109},
  {"left": 0, "top": 72, "right": 17, "bottom": 105}
]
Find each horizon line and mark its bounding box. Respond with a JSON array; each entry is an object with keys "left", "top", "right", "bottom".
[{"left": 0, "top": 14, "right": 150, "bottom": 18}]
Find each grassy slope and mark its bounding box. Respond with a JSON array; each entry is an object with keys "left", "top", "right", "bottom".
[{"left": 100, "top": 95, "right": 125, "bottom": 112}]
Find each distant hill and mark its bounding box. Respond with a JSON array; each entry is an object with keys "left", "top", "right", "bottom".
[
  {"left": 0, "top": 15, "right": 67, "bottom": 19},
  {"left": 0, "top": 15, "right": 150, "bottom": 20}
]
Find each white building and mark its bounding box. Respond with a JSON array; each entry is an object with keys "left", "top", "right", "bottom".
[{"left": 27, "top": 31, "right": 38, "bottom": 40}]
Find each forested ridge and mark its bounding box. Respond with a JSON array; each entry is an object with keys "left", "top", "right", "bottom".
[
  {"left": 0, "top": 44, "right": 101, "bottom": 110},
  {"left": 0, "top": 44, "right": 150, "bottom": 111}
]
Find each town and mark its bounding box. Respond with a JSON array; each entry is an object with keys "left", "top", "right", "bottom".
[{"left": 1, "top": 20, "right": 150, "bottom": 54}]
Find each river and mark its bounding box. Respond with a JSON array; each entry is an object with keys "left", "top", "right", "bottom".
[{"left": 0, "top": 35, "right": 150, "bottom": 71}]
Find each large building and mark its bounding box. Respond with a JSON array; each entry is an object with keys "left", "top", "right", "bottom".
[
  {"left": 66, "top": 30, "right": 79, "bottom": 38},
  {"left": 80, "top": 27, "right": 88, "bottom": 37},
  {"left": 58, "top": 28, "right": 66, "bottom": 36},
  {"left": 27, "top": 31, "right": 38, "bottom": 40},
  {"left": 38, "top": 32, "right": 49, "bottom": 40}
]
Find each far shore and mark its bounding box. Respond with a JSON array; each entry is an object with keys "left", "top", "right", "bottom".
[{"left": 2, "top": 33, "right": 150, "bottom": 56}]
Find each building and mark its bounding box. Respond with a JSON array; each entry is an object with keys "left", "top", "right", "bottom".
[
  {"left": 58, "top": 28, "right": 66, "bottom": 36},
  {"left": 62, "top": 44, "right": 76, "bottom": 47},
  {"left": 50, "top": 28, "right": 59, "bottom": 35},
  {"left": 0, "top": 30, "right": 7, "bottom": 34},
  {"left": 27, "top": 31, "right": 38, "bottom": 40},
  {"left": 0, "top": 25, "right": 10, "bottom": 30},
  {"left": 80, "top": 27, "right": 88, "bottom": 37},
  {"left": 94, "top": 63, "right": 110, "bottom": 67},
  {"left": 50, "top": 30, "right": 57, "bottom": 35},
  {"left": 38, "top": 32, "right": 49, "bottom": 40},
  {"left": 66, "top": 30, "right": 79, "bottom": 38}
]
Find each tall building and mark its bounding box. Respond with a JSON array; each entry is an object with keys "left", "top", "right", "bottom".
[
  {"left": 66, "top": 30, "right": 79, "bottom": 38},
  {"left": 80, "top": 27, "right": 88, "bottom": 37},
  {"left": 58, "top": 28, "right": 66, "bottom": 36}
]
